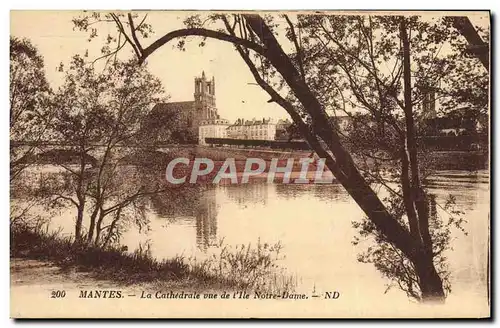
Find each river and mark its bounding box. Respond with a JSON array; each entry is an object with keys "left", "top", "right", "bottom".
[{"left": 12, "top": 167, "right": 490, "bottom": 313}]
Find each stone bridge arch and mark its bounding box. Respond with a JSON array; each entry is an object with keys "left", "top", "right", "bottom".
[
  {"left": 34, "top": 148, "right": 98, "bottom": 167},
  {"left": 13, "top": 143, "right": 193, "bottom": 169}
]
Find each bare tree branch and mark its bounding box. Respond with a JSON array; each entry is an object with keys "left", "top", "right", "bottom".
[
  {"left": 139, "top": 27, "right": 266, "bottom": 64},
  {"left": 284, "top": 14, "right": 306, "bottom": 82}
]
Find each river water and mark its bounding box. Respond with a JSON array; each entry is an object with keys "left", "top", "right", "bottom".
[{"left": 13, "top": 167, "right": 490, "bottom": 313}]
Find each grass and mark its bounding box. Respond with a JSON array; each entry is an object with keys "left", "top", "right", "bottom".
[
  {"left": 188, "top": 239, "right": 297, "bottom": 294},
  {"left": 10, "top": 221, "right": 296, "bottom": 294}
]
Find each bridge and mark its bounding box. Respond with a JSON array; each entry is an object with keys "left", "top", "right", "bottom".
[
  {"left": 10, "top": 141, "right": 184, "bottom": 167},
  {"left": 11, "top": 140, "right": 308, "bottom": 168}
]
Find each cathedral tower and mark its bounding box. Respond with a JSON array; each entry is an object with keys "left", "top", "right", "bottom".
[{"left": 194, "top": 71, "right": 217, "bottom": 120}]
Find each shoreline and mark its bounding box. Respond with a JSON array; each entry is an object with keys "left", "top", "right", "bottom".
[
  {"left": 10, "top": 224, "right": 295, "bottom": 296},
  {"left": 10, "top": 257, "right": 234, "bottom": 294}
]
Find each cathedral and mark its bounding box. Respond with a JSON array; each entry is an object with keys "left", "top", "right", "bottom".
[{"left": 150, "top": 71, "right": 229, "bottom": 144}]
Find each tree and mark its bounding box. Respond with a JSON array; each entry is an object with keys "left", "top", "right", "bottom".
[
  {"left": 73, "top": 12, "right": 489, "bottom": 302},
  {"left": 139, "top": 107, "right": 198, "bottom": 144},
  {"left": 10, "top": 37, "right": 54, "bottom": 230},
  {"left": 448, "top": 16, "right": 489, "bottom": 71},
  {"left": 293, "top": 14, "right": 485, "bottom": 300},
  {"left": 10, "top": 37, "right": 52, "bottom": 182},
  {"left": 441, "top": 17, "right": 489, "bottom": 115},
  {"left": 49, "top": 55, "right": 166, "bottom": 245}
]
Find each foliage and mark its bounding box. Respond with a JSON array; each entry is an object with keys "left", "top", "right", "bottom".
[
  {"left": 10, "top": 37, "right": 53, "bottom": 181},
  {"left": 52, "top": 55, "right": 164, "bottom": 146},
  {"left": 352, "top": 192, "right": 467, "bottom": 301},
  {"left": 189, "top": 238, "right": 296, "bottom": 294},
  {"left": 11, "top": 220, "right": 189, "bottom": 282},
  {"left": 47, "top": 56, "right": 167, "bottom": 245},
  {"left": 293, "top": 14, "right": 484, "bottom": 301},
  {"left": 10, "top": 37, "right": 56, "bottom": 238},
  {"left": 139, "top": 107, "right": 197, "bottom": 144},
  {"left": 72, "top": 12, "right": 154, "bottom": 64},
  {"left": 11, "top": 221, "right": 293, "bottom": 293}
]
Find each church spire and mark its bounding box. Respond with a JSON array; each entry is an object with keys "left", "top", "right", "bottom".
[{"left": 202, "top": 70, "right": 206, "bottom": 79}]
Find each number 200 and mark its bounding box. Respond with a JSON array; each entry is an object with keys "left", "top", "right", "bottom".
[{"left": 51, "top": 290, "right": 66, "bottom": 298}]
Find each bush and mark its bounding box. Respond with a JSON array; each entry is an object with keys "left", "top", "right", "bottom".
[{"left": 10, "top": 223, "right": 295, "bottom": 293}]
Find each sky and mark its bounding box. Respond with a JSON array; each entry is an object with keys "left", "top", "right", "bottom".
[
  {"left": 10, "top": 11, "right": 489, "bottom": 123},
  {"left": 10, "top": 11, "right": 291, "bottom": 123}
]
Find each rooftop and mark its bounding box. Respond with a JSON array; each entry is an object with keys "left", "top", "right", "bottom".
[{"left": 229, "top": 118, "right": 276, "bottom": 127}]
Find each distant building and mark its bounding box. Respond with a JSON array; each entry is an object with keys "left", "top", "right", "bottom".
[
  {"left": 423, "top": 107, "right": 486, "bottom": 136},
  {"left": 199, "top": 118, "right": 230, "bottom": 145},
  {"left": 149, "top": 71, "right": 229, "bottom": 144},
  {"left": 421, "top": 88, "right": 437, "bottom": 119},
  {"left": 417, "top": 86, "right": 487, "bottom": 136},
  {"left": 276, "top": 118, "right": 292, "bottom": 131},
  {"left": 226, "top": 118, "right": 246, "bottom": 139},
  {"left": 227, "top": 117, "right": 277, "bottom": 140},
  {"left": 274, "top": 116, "right": 353, "bottom": 142},
  {"left": 275, "top": 118, "right": 293, "bottom": 141}
]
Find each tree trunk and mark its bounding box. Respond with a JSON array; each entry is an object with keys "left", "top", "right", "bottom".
[
  {"left": 86, "top": 212, "right": 96, "bottom": 245},
  {"left": 74, "top": 144, "right": 87, "bottom": 244},
  {"left": 243, "top": 14, "right": 417, "bottom": 260},
  {"left": 94, "top": 212, "right": 106, "bottom": 246},
  {"left": 86, "top": 204, "right": 101, "bottom": 245},
  {"left": 102, "top": 208, "right": 122, "bottom": 249},
  {"left": 245, "top": 14, "right": 446, "bottom": 302},
  {"left": 75, "top": 204, "right": 84, "bottom": 242},
  {"left": 413, "top": 249, "right": 445, "bottom": 302},
  {"left": 449, "top": 16, "right": 489, "bottom": 70},
  {"left": 400, "top": 17, "right": 445, "bottom": 302}
]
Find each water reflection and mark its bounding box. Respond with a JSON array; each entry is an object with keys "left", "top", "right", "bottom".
[
  {"left": 429, "top": 193, "right": 437, "bottom": 220},
  {"left": 424, "top": 170, "right": 489, "bottom": 211},
  {"left": 147, "top": 182, "right": 354, "bottom": 251},
  {"left": 195, "top": 192, "right": 218, "bottom": 249},
  {"left": 275, "top": 183, "right": 350, "bottom": 202},
  {"left": 223, "top": 182, "right": 269, "bottom": 207},
  {"left": 147, "top": 185, "right": 219, "bottom": 250}
]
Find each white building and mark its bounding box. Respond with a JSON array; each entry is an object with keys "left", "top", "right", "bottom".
[
  {"left": 227, "top": 118, "right": 277, "bottom": 140},
  {"left": 198, "top": 118, "right": 230, "bottom": 145}
]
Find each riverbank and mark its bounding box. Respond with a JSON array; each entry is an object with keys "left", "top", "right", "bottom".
[
  {"left": 188, "top": 146, "right": 489, "bottom": 171},
  {"left": 10, "top": 223, "right": 295, "bottom": 294},
  {"left": 10, "top": 257, "right": 232, "bottom": 296}
]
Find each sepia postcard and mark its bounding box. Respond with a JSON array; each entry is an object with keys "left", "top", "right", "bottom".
[{"left": 9, "top": 10, "right": 490, "bottom": 318}]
